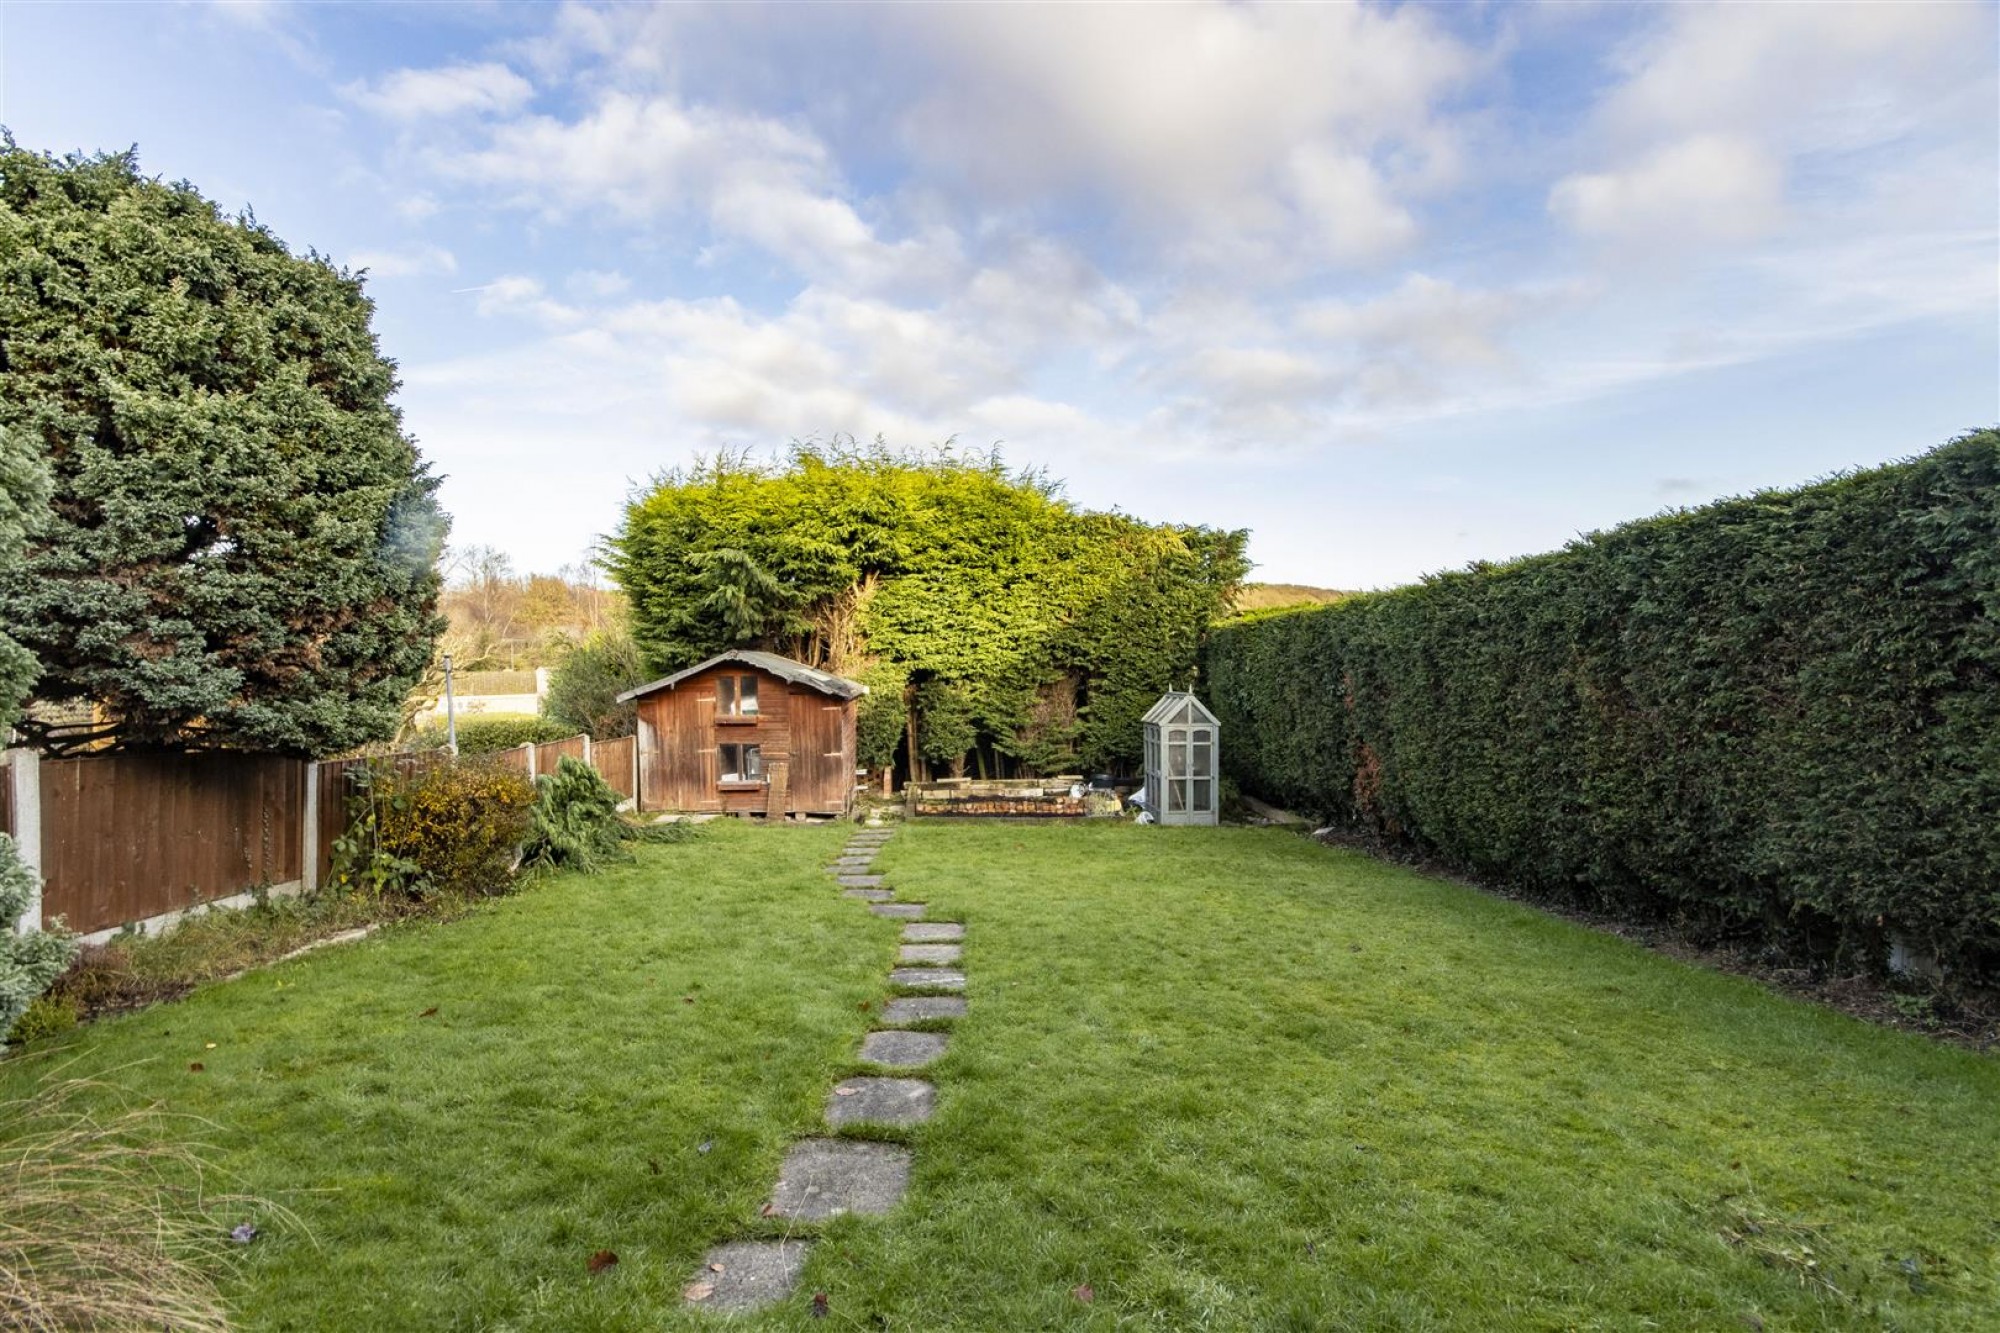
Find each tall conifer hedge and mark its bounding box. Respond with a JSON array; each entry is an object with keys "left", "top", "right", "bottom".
[{"left": 1204, "top": 431, "right": 2000, "bottom": 979}]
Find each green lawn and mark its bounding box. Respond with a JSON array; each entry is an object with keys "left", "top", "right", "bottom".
[{"left": 6, "top": 821, "right": 1997, "bottom": 1331}]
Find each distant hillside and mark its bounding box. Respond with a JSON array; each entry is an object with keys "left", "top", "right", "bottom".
[{"left": 1229, "top": 583, "right": 1355, "bottom": 614}]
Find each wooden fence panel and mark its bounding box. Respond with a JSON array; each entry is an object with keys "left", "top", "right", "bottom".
[
  {"left": 534, "top": 736, "right": 587, "bottom": 775},
  {"left": 40, "top": 751, "right": 305, "bottom": 935},
  {"left": 489, "top": 744, "right": 533, "bottom": 776},
  {"left": 590, "top": 736, "right": 635, "bottom": 800}
]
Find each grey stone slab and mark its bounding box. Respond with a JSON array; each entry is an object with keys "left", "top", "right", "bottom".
[
  {"left": 684, "top": 1239, "right": 810, "bottom": 1312},
  {"left": 843, "top": 888, "right": 893, "bottom": 902},
  {"left": 836, "top": 875, "right": 885, "bottom": 888},
  {"left": 901, "top": 922, "right": 964, "bottom": 943},
  {"left": 833, "top": 857, "right": 874, "bottom": 869},
  {"left": 826, "top": 1076, "right": 935, "bottom": 1126},
  {"left": 870, "top": 903, "right": 925, "bottom": 919},
  {"left": 898, "top": 943, "right": 962, "bottom": 965},
  {"left": 768, "top": 1139, "right": 911, "bottom": 1220},
  {"left": 880, "top": 995, "right": 966, "bottom": 1024},
  {"left": 859, "top": 1029, "right": 949, "bottom": 1068},
  {"left": 889, "top": 967, "right": 965, "bottom": 992}
]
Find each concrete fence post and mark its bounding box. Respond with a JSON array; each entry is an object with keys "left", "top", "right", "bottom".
[
  {"left": 6, "top": 748, "right": 42, "bottom": 934},
  {"left": 525, "top": 743, "right": 538, "bottom": 780},
  {"left": 581, "top": 734, "right": 592, "bottom": 767},
  {"left": 300, "top": 761, "right": 320, "bottom": 893}
]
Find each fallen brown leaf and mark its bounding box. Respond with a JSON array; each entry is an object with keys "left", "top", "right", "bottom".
[
  {"left": 833, "top": 1086, "right": 858, "bottom": 1097},
  {"left": 187, "top": 1062, "right": 204, "bottom": 1073},
  {"left": 684, "top": 1281, "right": 715, "bottom": 1301},
  {"left": 419, "top": 1006, "right": 439, "bottom": 1018},
  {"left": 1072, "top": 1283, "right": 1094, "bottom": 1304},
  {"left": 708, "top": 1262, "right": 725, "bottom": 1273},
  {"left": 587, "top": 1250, "right": 618, "bottom": 1274},
  {"left": 811, "top": 1291, "right": 830, "bottom": 1318}
]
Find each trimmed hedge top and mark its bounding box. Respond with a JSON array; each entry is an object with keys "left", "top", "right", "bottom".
[{"left": 1205, "top": 431, "right": 2000, "bottom": 980}]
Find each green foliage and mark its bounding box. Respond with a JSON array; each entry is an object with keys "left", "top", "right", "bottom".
[
  {"left": 410, "top": 713, "right": 575, "bottom": 755},
  {"left": 331, "top": 760, "right": 535, "bottom": 900},
  {"left": 540, "top": 632, "right": 646, "bottom": 738},
  {"left": 0, "top": 141, "right": 447, "bottom": 756},
  {"left": 522, "top": 757, "right": 630, "bottom": 873},
  {"left": 1, "top": 833, "right": 77, "bottom": 1039},
  {"left": 0, "top": 425, "right": 50, "bottom": 733},
  {"left": 609, "top": 441, "right": 1248, "bottom": 774},
  {"left": 1205, "top": 431, "right": 2000, "bottom": 980}
]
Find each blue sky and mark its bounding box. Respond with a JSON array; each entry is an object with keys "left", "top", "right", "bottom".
[{"left": 3, "top": 1, "right": 1993, "bottom": 588}]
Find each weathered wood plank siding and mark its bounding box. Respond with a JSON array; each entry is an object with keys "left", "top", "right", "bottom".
[
  {"left": 589, "top": 736, "right": 636, "bottom": 799},
  {"left": 634, "top": 664, "right": 855, "bottom": 816},
  {"left": 533, "top": 736, "right": 587, "bottom": 775},
  {"left": 40, "top": 751, "right": 305, "bottom": 934}
]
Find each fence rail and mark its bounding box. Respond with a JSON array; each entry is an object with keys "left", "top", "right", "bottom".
[{"left": 7, "top": 732, "right": 604, "bottom": 938}]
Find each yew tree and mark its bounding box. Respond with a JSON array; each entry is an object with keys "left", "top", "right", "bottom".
[{"left": 0, "top": 142, "right": 446, "bottom": 755}]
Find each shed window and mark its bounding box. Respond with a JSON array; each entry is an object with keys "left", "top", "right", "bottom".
[
  {"left": 719, "top": 743, "right": 764, "bottom": 783},
  {"left": 716, "top": 675, "right": 760, "bottom": 717}
]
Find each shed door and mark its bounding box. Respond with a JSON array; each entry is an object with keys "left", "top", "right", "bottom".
[{"left": 1163, "top": 726, "right": 1214, "bottom": 820}]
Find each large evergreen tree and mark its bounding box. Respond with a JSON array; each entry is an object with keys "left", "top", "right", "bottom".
[
  {"left": 609, "top": 441, "right": 1248, "bottom": 775},
  {"left": 0, "top": 424, "right": 49, "bottom": 735},
  {"left": 0, "top": 141, "right": 446, "bottom": 755}
]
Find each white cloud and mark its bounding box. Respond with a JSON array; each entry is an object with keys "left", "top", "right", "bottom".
[
  {"left": 346, "top": 62, "right": 534, "bottom": 120},
  {"left": 350, "top": 244, "right": 458, "bottom": 279},
  {"left": 1549, "top": 135, "right": 1783, "bottom": 245},
  {"left": 566, "top": 269, "right": 631, "bottom": 299}
]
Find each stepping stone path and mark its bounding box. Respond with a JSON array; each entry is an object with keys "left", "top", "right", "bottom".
[
  {"left": 686, "top": 820, "right": 973, "bottom": 1315},
  {"left": 766, "top": 1139, "right": 912, "bottom": 1220},
  {"left": 826, "top": 1076, "right": 936, "bottom": 1126},
  {"left": 860, "top": 1028, "right": 949, "bottom": 1067},
  {"left": 889, "top": 967, "right": 965, "bottom": 992},
  {"left": 880, "top": 995, "right": 967, "bottom": 1024},
  {"left": 683, "top": 1239, "right": 810, "bottom": 1312}
]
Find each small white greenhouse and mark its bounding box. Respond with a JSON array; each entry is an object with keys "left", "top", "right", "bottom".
[{"left": 1141, "top": 691, "right": 1220, "bottom": 826}]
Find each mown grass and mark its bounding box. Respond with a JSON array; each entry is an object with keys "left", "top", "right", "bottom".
[
  {"left": 810, "top": 822, "right": 1999, "bottom": 1332},
  {"left": 0, "top": 821, "right": 885, "bottom": 1331},
  {"left": 3, "top": 819, "right": 1995, "bottom": 1331}
]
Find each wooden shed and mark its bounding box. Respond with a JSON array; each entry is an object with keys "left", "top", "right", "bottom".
[{"left": 617, "top": 650, "right": 867, "bottom": 817}]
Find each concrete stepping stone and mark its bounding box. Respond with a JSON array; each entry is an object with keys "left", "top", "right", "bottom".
[
  {"left": 901, "top": 922, "right": 964, "bottom": 942},
  {"left": 768, "top": 1139, "right": 911, "bottom": 1220},
  {"left": 860, "top": 1029, "right": 949, "bottom": 1068},
  {"left": 837, "top": 875, "right": 886, "bottom": 888},
  {"left": 870, "top": 902, "right": 925, "bottom": 919},
  {"left": 889, "top": 967, "right": 965, "bottom": 992},
  {"left": 834, "top": 857, "right": 874, "bottom": 868},
  {"left": 898, "top": 943, "right": 962, "bottom": 965},
  {"left": 826, "top": 1076, "right": 935, "bottom": 1126},
  {"left": 843, "top": 888, "right": 893, "bottom": 902},
  {"left": 881, "top": 995, "right": 966, "bottom": 1024},
  {"left": 683, "top": 1239, "right": 810, "bottom": 1312}
]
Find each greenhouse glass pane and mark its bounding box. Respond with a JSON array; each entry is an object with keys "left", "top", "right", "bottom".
[
  {"left": 1192, "top": 744, "right": 1211, "bottom": 777},
  {"left": 1191, "top": 779, "right": 1212, "bottom": 811},
  {"left": 1168, "top": 780, "right": 1185, "bottom": 812}
]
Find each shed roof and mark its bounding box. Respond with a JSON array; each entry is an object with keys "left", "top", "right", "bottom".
[
  {"left": 1141, "top": 691, "right": 1219, "bottom": 727},
  {"left": 617, "top": 650, "right": 869, "bottom": 703}
]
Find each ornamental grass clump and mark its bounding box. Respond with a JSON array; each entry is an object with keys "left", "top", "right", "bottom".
[{"left": 0, "top": 1078, "right": 252, "bottom": 1333}]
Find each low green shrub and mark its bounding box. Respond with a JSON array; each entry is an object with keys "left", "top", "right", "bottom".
[
  {"left": 1205, "top": 431, "right": 2000, "bottom": 981},
  {"left": 1, "top": 832, "right": 76, "bottom": 1039},
  {"left": 334, "top": 759, "right": 537, "bottom": 900},
  {"left": 408, "top": 714, "right": 575, "bottom": 755}
]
